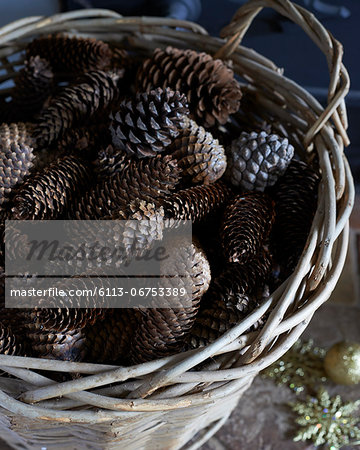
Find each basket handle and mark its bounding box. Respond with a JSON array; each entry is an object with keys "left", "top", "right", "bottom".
[{"left": 214, "top": 0, "right": 350, "bottom": 147}]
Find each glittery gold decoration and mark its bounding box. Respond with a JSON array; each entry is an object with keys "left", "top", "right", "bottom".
[
  {"left": 291, "top": 388, "right": 360, "bottom": 449},
  {"left": 262, "top": 339, "right": 327, "bottom": 393},
  {"left": 324, "top": 341, "right": 360, "bottom": 386}
]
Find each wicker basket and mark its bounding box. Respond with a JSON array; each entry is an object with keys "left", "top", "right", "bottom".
[{"left": 0, "top": 0, "right": 354, "bottom": 448}]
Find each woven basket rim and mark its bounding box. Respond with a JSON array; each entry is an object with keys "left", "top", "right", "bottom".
[{"left": 0, "top": 0, "right": 354, "bottom": 427}]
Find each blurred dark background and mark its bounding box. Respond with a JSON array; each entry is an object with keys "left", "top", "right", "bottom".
[{"left": 0, "top": 0, "right": 358, "bottom": 182}]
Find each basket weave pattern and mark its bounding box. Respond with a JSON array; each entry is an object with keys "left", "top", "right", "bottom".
[{"left": 0, "top": 0, "right": 354, "bottom": 448}]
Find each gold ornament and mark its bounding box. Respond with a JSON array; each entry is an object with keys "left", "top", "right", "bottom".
[{"left": 324, "top": 341, "right": 360, "bottom": 385}]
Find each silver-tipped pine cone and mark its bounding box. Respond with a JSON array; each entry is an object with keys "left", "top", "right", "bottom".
[
  {"left": 220, "top": 193, "right": 275, "bottom": 264},
  {"left": 129, "top": 238, "right": 211, "bottom": 363},
  {"left": 11, "top": 154, "right": 91, "bottom": 219},
  {"left": 0, "top": 123, "right": 35, "bottom": 205},
  {"left": 168, "top": 118, "right": 227, "bottom": 185},
  {"left": 35, "top": 70, "right": 121, "bottom": 146},
  {"left": 226, "top": 130, "right": 294, "bottom": 191},
  {"left": 109, "top": 87, "right": 189, "bottom": 158},
  {"left": 137, "top": 47, "right": 242, "bottom": 128},
  {"left": 26, "top": 34, "right": 113, "bottom": 74}
]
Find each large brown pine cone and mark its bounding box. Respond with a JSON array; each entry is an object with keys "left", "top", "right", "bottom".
[
  {"left": 110, "top": 200, "right": 165, "bottom": 261},
  {"left": 57, "top": 123, "right": 111, "bottom": 158},
  {"left": 168, "top": 119, "right": 227, "bottom": 185},
  {"left": 109, "top": 87, "right": 189, "bottom": 158},
  {"left": 83, "top": 309, "right": 141, "bottom": 363},
  {"left": 75, "top": 155, "right": 180, "bottom": 219},
  {"left": 11, "top": 154, "right": 91, "bottom": 220},
  {"left": 26, "top": 34, "right": 113, "bottom": 74},
  {"left": 0, "top": 123, "right": 35, "bottom": 205},
  {"left": 129, "top": 239, "right": 211, "bottom": 363},
  {"left": 0, "top": 321, "right": 24, "bottom": 356},
  {"left": 1, "top": 220, "right": 31, "bottom": 265},
  {"left": 95, "top": 145, "right": 132, "bottom": 177},
  {"left": 187, "top": 255, "right": 271, "bottom": 349},
  {"left": 220, "top": 193, "right": 275, "bottom": 264},
  {"left": 9, "top": 56, "right": 54, "bottom": 121},
  {"left": 186, "top": 285, "right": 269, "bottom": 349},
  {"left": 270, "top": 159, "right": 320, "bottom": 277},
  {"left": 162, "top": 181, "right": 232, "bottom": 226},
  {"left": 203, "top": 252, "right": 272, "bottom": 308},
  {"left": 31, "top": 290, "right": 107, "bottom": 333},
  {"left": 137, "top": 47, "right": 242, "bottom": 128},
  {"left": 27, "top": 326, "right": 86, "bottom": 361},
  {"left": 35, "top": 70, "right": 121, "bottom": 147}
]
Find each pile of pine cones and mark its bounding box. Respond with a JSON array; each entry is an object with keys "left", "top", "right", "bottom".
[{"left": 0, "top": 34, "right": 319, "bottom": 365}]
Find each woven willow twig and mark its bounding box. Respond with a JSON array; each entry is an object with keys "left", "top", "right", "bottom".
[
  {"left": 0, "top": 0, "right": 354, "bottom": 448},
  {"left": 217, "top": 0, "right": 350, "bottom": 147}
]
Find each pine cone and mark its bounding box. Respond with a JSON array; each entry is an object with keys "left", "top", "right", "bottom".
[
  {"left": 162, "top": 181, "right": 232, "bottom": 226},
  {"left": 168, "top": 121, "right": 227, "bottom": 185},
  {"left": 186, "top": 285, "right": 269, "bottom": 349},
  {"left": 225, "top": 131, "right": 294, "bottom": 191},
  {"left": 95, "top": 145, "right": 132, "bottom": 177},
  {"left": 110, "top": 47, "right": 140, "bottom": 86},
  {"left": 109, "top": 87, "right": 189, "bottom": 158},
  {"left": 68, "top": 201, "right": 165, "bottom": 268},
  {"left": 57, "top": 123, "right": 111, "bottom": 157},
  {"left": 111, "top": 48, "right": 130, "bottom": 68},
  {"left": 26, "top": 34, "right": 112, "bottom": 74},
  {"left": 75, "top": 155, "right": 180, "bottom": 219},
  {"left": 111, "top": 200, "right": 165, "bottom": 260},
  {"left": 179, "top": 116, "right": 221, "bottom": 145},
  {"left": 1, "top": 220, "right": 32, "bottom": 265},
  {"left": 84, "top": 309, "right": 141, "bottom": 363},
  {"left": 35, "top": 70, "right": 121, "bottom": 147},
  {"left": 0, "top": 308, "right": 28, "bottom": 339},
  {"left": 0, "top": 123, "right": 35, "bottom": 205},
  {"left": 31, "top": 296, "right": 107, "bottom": 334},
  {"left": 137, "top": 47, "right": 242, "bottom": 128},
  {"left": 11, "top": 154, "right": 91, "bottom": 219},
  {"left": 187, "top": 258, "right": 271, "bottom": 349},
  {"left": 31, "top": 147, "right": 66, "bottom": 173},
  {"left": 203, "top": 252, "right": 272, "bottom": 308},
  {"left": 220, "top": 193, "right": 275, "bottom": 264},
  {"left": 0, "top": 321, "right": 24, "bottom": 355},
  {"left": 10, "top": 56, "right": 54, "bottom": 120},
  {"left": 27, "top": 326, "right": 86, "bottom": 361},
  {"left": 0, "top": 122, "right": 33, "bottom": 143},
  {"left": 270, "top": 159, "right": 319, "bottom": 277},
  {"left": 129, "top": 239, "right": 211, "bottom": 363}
]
